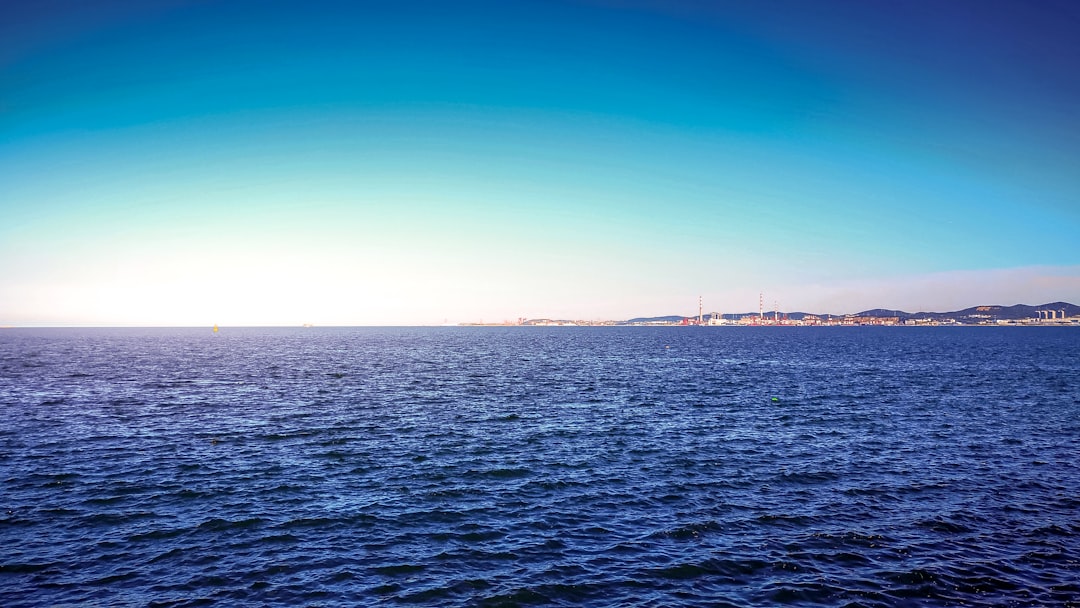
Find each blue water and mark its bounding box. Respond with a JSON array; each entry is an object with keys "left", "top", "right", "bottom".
[{"left": 1, "top": 326, "right": 1078, "bottom": 606}]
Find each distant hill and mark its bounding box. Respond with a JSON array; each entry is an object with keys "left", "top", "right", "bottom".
[
  {"left": 855, "top": 302, "right": 1080, "bottom": 322},
  {"left": 855, "top": 309, "right": 909, "bottom": 319},
  {"left": 528, "top": 302, "right": 1078, "bottom": 326},
  {"left": 655, "top": 302, "right": 1079, "bottom": 324}
]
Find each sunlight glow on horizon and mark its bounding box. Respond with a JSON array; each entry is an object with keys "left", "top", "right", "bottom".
[{"left": 4, "top": 265, "right": 1078, "bottom": 327}]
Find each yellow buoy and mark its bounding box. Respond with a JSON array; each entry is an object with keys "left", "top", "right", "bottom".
[{"left": 213, "top": 324, "right": 219, "bottom": 333}]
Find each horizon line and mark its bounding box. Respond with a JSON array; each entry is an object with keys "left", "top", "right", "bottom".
[{"left": 3, "top": 299, "right": 1077, "bottom": 329}]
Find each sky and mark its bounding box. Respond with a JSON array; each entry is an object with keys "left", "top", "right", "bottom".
[{"left": 2, "top": 0, "right": 1079, "bottom": 325}]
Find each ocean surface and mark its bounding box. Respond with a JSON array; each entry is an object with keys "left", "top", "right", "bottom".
[{"left": 1, "top": 326, "right": 1078, "bottom": 607}]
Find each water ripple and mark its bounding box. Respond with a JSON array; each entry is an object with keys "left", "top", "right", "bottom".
[{"left": 2, "top": 326, "right": 1078, "bottom": 606}]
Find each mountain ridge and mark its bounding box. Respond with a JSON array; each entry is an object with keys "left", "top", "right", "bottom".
[{"left": 623, "top": 302, "right": 1079, "bottom": 324}]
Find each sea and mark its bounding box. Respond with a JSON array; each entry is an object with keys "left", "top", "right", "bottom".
[{"left": 1, "top": 326, "right": 1078, "bottom": 607}]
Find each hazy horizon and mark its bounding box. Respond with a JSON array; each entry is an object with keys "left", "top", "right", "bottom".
[
  {"left": 3, "top": 295, "right": 1076, "bottom": 328},
  {"left": 3, "top": 1, "right": 1079, "bottom": 326}
]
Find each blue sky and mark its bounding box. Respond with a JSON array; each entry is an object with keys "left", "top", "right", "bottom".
[{"left": 2, "top": 0, "right": 1078, "bottom": 325}]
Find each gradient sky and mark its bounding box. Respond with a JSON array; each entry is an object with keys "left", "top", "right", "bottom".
[{"left": 2, "top": 0, "right": 1079, "bottom": 325}]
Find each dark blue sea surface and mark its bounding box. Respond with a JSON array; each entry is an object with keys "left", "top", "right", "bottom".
[{"left": 1, "top": 326, "right": 1078, "bottom": 607}]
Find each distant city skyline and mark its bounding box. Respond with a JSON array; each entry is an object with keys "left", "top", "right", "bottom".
[{"left": 3, "top": 1, "right": 1079, "bottom": 326}]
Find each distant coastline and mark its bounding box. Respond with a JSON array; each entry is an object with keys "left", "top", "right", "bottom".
[
  {"left": 462, "top": 301, "right": 1080, "bottom": 327},
  {"left": 2, "top": 302, "right": 1077, "bottom": 329}
]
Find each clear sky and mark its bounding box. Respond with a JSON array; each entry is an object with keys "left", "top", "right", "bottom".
[{"left": 2, "top": 0, "right": 1079, "bottom": 325}]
